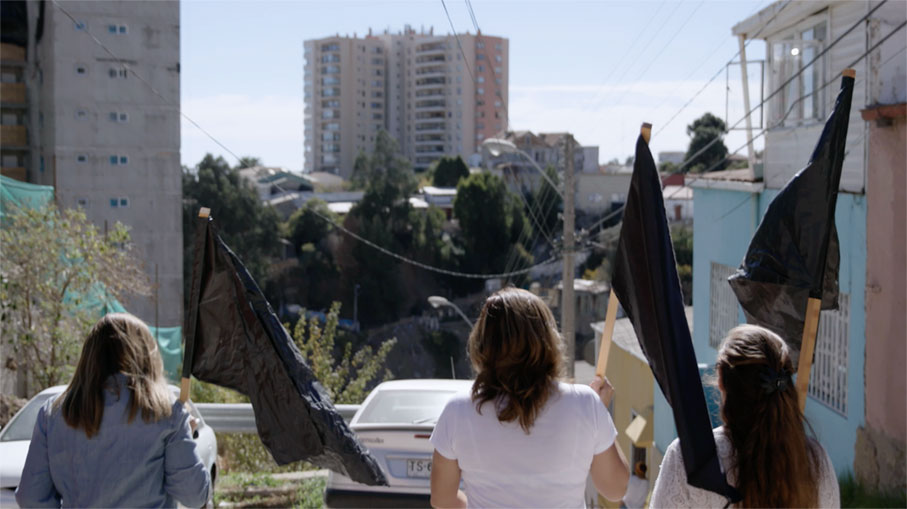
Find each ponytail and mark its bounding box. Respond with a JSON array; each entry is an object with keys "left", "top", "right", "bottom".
[{"left": 717, "top": 325, "right": 820, "bottom": 508}]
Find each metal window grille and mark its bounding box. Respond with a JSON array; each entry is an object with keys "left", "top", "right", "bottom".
[
  {"left": 709, "top": 262, "right": 739, "bottom": 349},
  {"left": 808, "top": 293, "right": 849, "bottom": 415}
]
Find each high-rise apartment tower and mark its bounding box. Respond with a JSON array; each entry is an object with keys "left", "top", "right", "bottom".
[{"left": 304, "top": 26, "right": 508, "bottom": 177}]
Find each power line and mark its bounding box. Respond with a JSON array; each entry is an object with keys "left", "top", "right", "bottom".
[
  {"left": 308, "top": 206, "right": 563, "bottom": 279},
  {"left": 56, "top": 0, "right": 573, "bottom": 281},
  {"left": 586, "top": 20, "right": 907, "bottom": 238},
  {"left": 652, "top": 0, "right": 793, "bottom": 137}
]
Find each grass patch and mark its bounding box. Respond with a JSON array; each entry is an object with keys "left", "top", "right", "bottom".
[{"left": 839, "top": 473, "right": 907, "bottom": 508}]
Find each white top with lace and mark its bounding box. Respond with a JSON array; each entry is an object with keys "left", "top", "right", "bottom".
[{"left": 650, "top": 427, "right": 839, "bottom": 508}]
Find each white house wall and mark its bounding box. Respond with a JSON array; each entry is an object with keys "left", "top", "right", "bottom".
[{"left": 763, "top": 1, "right": 868, "bottom": 193}]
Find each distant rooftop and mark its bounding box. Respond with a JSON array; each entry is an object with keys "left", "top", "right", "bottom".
[{"left": 591, "top": 306, "right": 694, "bottom": 364}]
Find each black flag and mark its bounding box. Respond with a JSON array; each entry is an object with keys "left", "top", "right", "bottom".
[
  {"left": 183, "top": 214, "right": 388, "bottom": 486},
  {"left": 611, "top": 131, "right": 739, "bottom": 501},
  {"left": 728, "top": 72, "right": 854, "bottom": 354}
]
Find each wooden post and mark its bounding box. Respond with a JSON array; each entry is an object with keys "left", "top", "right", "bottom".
[
  {"left": 180, "top": 207, "right": 210, "bottom": 403},
  {"left": 596, "top": 123, "right": 652, "bottom": 379},
  {"left": 595, "top": 291, "right": 621, "bottom": 378},
  {"left": 796, "top": 297, "right": 823, "bottom": 411}
]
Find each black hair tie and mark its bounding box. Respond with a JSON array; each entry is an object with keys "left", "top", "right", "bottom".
[{"left": 760, "top": 366, "right": 792, "bottom": 395}]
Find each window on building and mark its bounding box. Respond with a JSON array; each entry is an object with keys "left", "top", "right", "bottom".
[
  {"left": 476, "top": 41, "right": 485, "bottom": 49},
  {"left": 110, "top": 198, "right": 119, "bottom": 207},
  {"left": 495, "top": 43, "right": 502, "bottom": 51},
  {"left": 74, "top": 21, "right": 86, "bottom": 30},
  {"left": 477, "top": 65, "right": 484, "bottom": 72},
  {"left": 118, "top": 25, "right": 127, "bottom": 34},
  {"left": 495, "top": 55, "right": 502, "bottom": 62},
  {"left": 75, "top": 109, "right": 88, "bottom": 120},
  {"left": 769, "top": 18, "right": 827, "bottom": 127},
  {"left": 76, "top": 197, "right": 89, "bottom": 207},
  {"left": 477, "top": 76, "right": 485, "bottom": 83},
  {"left": 108, "top": 24, "right": 117, "bottom": 34},
  {"left": 321, "top": 43, "right": 340, "bottom": 52},
  {"left": 709, "top": 262, "right": 739, "bottom": 349},
  {"left": 76, "top": 154, "right": 88, "bottom": 163},
  {"left": 477, "top": 87, "right": 484, "bottom": 95},
  {"left": 119, "top": 197, "right": 129, "bottom": 207},
  {"left": 76, "top": 65, "right": 87, "bottom": 75},
  {"left": 809, "top": 293, "right": 850, "bottom": 414},
  {"left": 477, "top": 54, "right": 485, "bottom": 60}
]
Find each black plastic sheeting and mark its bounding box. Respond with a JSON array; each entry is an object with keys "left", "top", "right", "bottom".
[
  {"left": 1, "top": 0, "right": 28, "bottom": 46},
  {"left": 183, "top": 215, "right": 388, "bottom": 486},
  {"left": 611, "top": 133, "right": 740, "bottom": 503},
  {"left": 728, "top": 74, "right": 853, "bottom": 356}
]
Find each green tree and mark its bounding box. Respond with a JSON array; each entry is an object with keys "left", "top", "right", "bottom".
[
  {"left": 282, "top": 199, "right": 341, "bottom": 310},
  {"left": 182, "top": 154, "right": 281, "bottom": 306},
  {"left": 292, "top": 302, "right": 396, "bottom": 404},
  {"left": 671, "top": 224, "right": 693, "bottom": 305},
  {"left": 341, "top": 131, "right": 454, "bottom": 324},
  {"left": 0, "top": 204, "right": 150, "bottom": 393},
  {"left": 430, "top": 156, "right": 470, "bottom": 187},
  {"left": 454, "top": 172, "right": 533, "bottom": 279},
  {"left": 684, "top": 113, "right": 728, "bottom": 173}
]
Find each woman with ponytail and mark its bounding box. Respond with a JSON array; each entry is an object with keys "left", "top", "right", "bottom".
[
  {"left": 650, "top": 324, "right": 839, "bottom": 508},
  {"left": 430, "top": 287, "right": 633, "bottom": 508},
  {"left": 15, "top": 313, "right": 210, "bottom": 508}
]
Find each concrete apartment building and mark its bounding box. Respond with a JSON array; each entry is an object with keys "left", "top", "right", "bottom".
[
  {"left": 0, "top": 1, "right": 182, "bottom": 328},
  {"left": 304, "top": 26, "right": 508, "bottom": 176}
]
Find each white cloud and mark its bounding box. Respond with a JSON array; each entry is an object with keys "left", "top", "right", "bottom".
[{"left": 181, "top": 94, "right": 304, "bottom": 171}]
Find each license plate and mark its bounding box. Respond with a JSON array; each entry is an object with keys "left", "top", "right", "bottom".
[{"left": 406, "top": 458, "right": 432, "bottom": 478}]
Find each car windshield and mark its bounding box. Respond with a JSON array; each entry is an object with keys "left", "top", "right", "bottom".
[
  {"left": 356, "top": 390, "right": 457, "bottom": 424},
  {"left": 0, "top": 393, "right": 55, "bottom": 442}
]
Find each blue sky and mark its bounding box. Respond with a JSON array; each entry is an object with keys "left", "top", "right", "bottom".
[{"left": 181, "top": 0, "right": 769, "bottom": 171}]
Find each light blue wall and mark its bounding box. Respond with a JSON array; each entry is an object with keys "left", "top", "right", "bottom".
[{"left": 655, "top": 187, "right": 867, "bottom": 478}]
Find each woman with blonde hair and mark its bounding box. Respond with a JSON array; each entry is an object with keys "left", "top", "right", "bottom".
[
  {"left": 16, "top": 313, "right": 210, "bottom": 508},
  {"left": 650, "top": 324, "right": 839, "bottom": 508},
  {"left": 430, "top": 287, "right": 631, "bottom": 508}
]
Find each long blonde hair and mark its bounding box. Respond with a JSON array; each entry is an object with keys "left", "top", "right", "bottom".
[
  {"left": 59, "top": 313, "right": 172, "bottom": 438},
  {"left": 717, "top": 324, "right": 820, "bottom": 507},
  {"left": 468, "top": 287, "right": 564, "bottom": 433}
]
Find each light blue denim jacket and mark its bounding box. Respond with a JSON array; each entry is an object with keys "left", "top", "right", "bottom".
[{"left": 15, "top": 374, "right": 210, "bottom": 508}]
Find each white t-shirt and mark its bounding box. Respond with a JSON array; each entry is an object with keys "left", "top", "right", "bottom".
[{"left": 430, "top": 382, "right": 617, "bottom": 508}]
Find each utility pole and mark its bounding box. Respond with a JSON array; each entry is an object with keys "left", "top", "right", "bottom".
[{"left": 562, "top": 135, "right": 576, "bottom": 379}]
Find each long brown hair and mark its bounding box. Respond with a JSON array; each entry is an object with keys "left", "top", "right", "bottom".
[
  {"left": 717, "top": 324, "right": 820, "bottom": 507},
  {"left": 59, "top": 313, "right": 172, "bottom": 438},
  {"left": 468, "top": 287, "right": 563, "bottom": 433}
]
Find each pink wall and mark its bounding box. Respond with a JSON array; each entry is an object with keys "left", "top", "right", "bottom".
[{"left": 864, "top": 110, "right": 906, "bottom": 442}]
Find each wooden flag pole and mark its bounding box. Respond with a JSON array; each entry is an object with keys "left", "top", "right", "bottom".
[
  {"left": 796, "top": 297, "right": 823, "bottom": 411},
  {"left": 180, "top": 206, "right": 211, "bottom": 403},
  {"left": 795, "top": 69, "right": 854, "bottom": 411},
  {"left": 595, "top": 123, "right": 652, "bottom": 379},
  {"left": 595, "top": 291, "right": 620, "bottom": 378}
]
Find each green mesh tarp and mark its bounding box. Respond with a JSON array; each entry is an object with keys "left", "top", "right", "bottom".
[
  {"left": 0, "top": 175, "right": 53, "bottom": 219},
  {"left": 1, "top": 176, "right": 182, "bottom": 381}
]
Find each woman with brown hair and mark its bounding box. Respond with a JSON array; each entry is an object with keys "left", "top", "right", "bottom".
[
  {"left": 15, "top": 313, "right": 210, "bottom": 508},
  {"left": 650, "top": 324, "right": 839, "bottom": 508},
  {"left": 429, "top": 287, "right": 631, "bottom": 508}
]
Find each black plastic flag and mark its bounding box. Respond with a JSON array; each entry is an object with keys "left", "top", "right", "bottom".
[
  {"left": 183, "top": 214, "right": 388, "bottom": 486},
  {"left": 611, "top": 131, "right": 740, "bottom": 502},
  {"left": 728, "top": 72, "right": 854, "bottom": 354}
]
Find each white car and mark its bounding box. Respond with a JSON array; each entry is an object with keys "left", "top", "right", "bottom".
[
  {"left": 0, "top": 385, "right": 217, "bottom": 508},
  {"left": 325, "top": 379, "right": 472, "bottom": 508}
]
